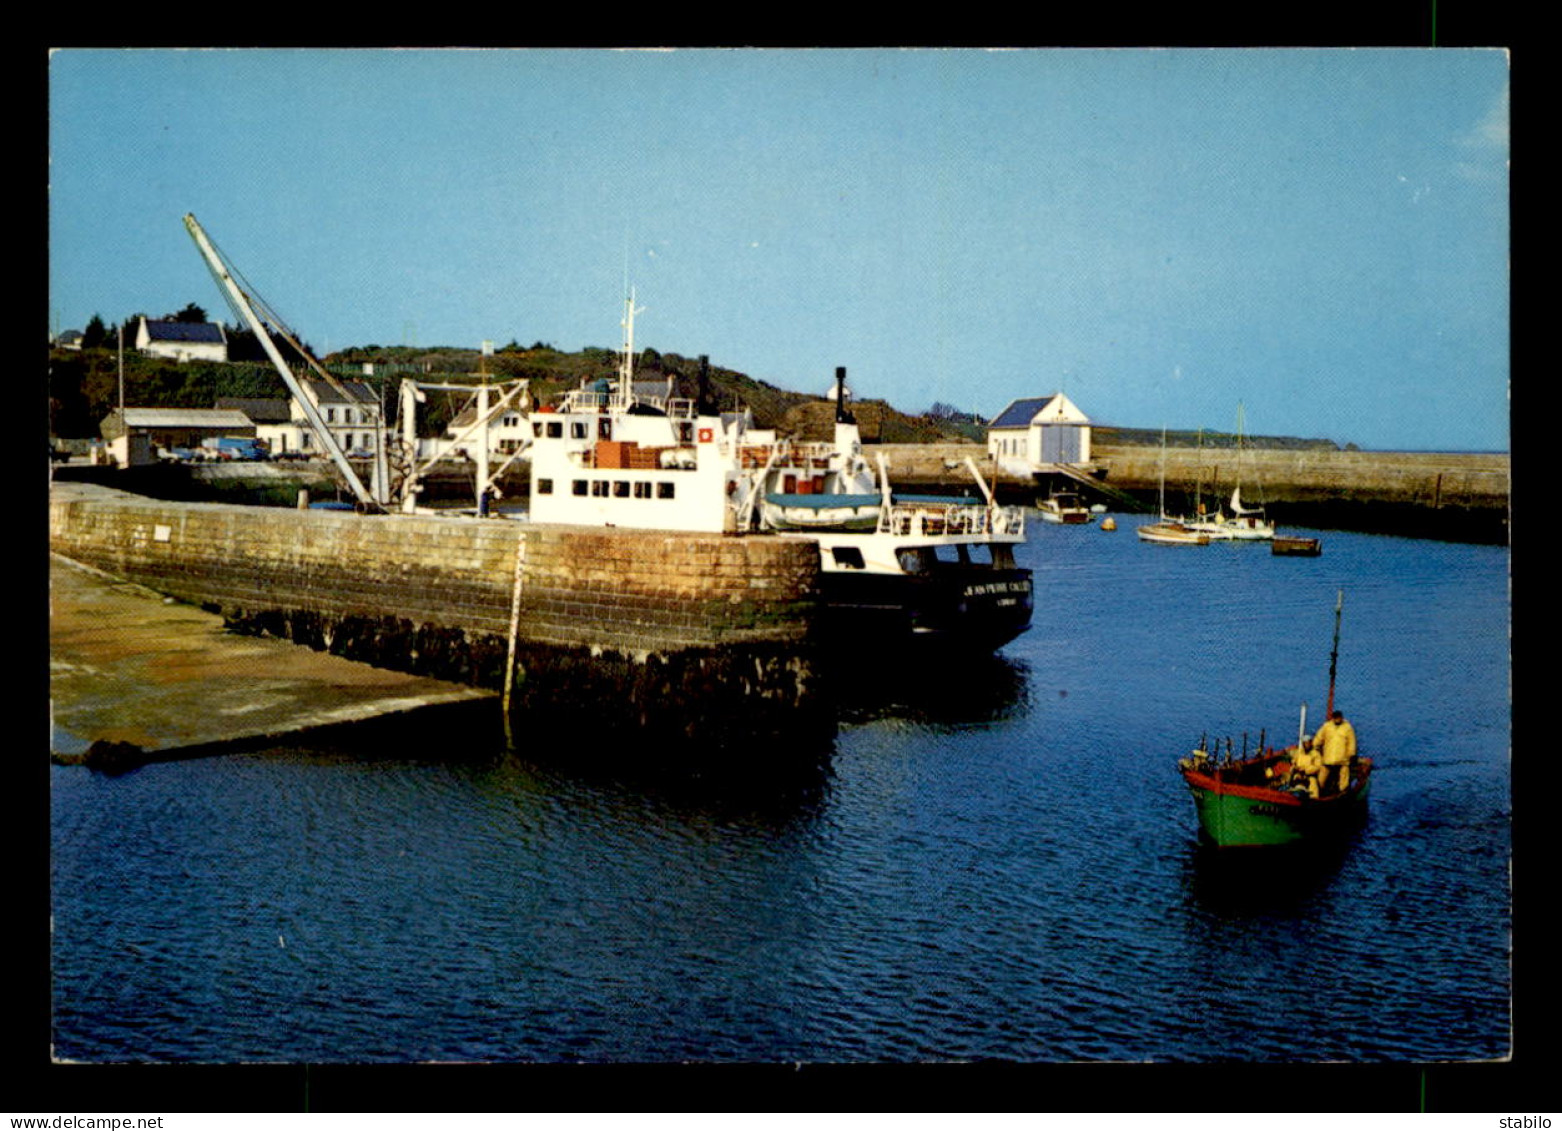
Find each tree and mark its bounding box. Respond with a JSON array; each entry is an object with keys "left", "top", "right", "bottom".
[
  {"left": 173, "top": 302, "right": 209, "bottom": 323},
  {"left": 80, "top": 315, "right": 108, "bottom": 350}
]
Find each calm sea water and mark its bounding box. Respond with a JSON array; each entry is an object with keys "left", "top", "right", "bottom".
[{"left": 49, "top": 514, "right": 1512, "bottom": 1064}]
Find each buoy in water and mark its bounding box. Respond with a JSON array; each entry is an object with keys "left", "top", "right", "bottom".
[{"left": 1101, "top": 517, "right": 1117, "bottom": 531}]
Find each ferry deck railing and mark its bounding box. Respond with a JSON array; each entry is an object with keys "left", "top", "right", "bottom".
[{"left": 878, "top": 500, "right": 1026, "bottom": 539}]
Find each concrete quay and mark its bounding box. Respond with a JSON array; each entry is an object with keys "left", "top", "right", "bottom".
[{"left": 50, "top": 555, "right": 496, "bottom": 769}]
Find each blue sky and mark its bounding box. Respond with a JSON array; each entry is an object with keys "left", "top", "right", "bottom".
[{"left": 49, "top": 48, "right": 1509, "bottom": 451}]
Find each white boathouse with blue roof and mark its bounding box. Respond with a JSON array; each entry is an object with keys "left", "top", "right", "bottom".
[{"left": 987, "top": 392, "right": 1092, "bottom": 473}]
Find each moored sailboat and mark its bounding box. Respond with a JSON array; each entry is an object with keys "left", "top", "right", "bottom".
[
  {"left": 1184, "top": 405, "right": 1276, "bottom": 542},
  {"left": 1137, "top": 427, "right": 1211, "bottom": 546}
]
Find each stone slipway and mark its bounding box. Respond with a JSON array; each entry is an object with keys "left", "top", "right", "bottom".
[{"left": 50, "top": 554, "right": 496, "bottom": 767}]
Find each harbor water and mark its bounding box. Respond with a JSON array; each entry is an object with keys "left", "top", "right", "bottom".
[{"left": 49, "top": 513, "right": 1512, "bottom": 1064}]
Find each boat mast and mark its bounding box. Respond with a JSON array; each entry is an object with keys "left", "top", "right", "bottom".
[
  {"left": 618, "top": 288, "right": 643, "bottom": 413},
  {"left": 1157, "top": 426, "right": 1168, "bottom": 520},
  {"left": 1195, "top": 427, "right": 1204, "bottom": 516},
  {"left": 1326, "top": 588, "right": 1344, "bottom": 715}
]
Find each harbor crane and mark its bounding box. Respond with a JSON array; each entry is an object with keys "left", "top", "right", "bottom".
[{"left": 183, "top": 213, "right": 388, "bottom": 510}]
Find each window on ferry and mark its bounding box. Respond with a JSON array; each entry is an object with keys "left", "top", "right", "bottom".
[
  {"left": 634, "top": 481, "right": 652, "bottom": 499},
  {"left": 614, "top": 480, "right": 630, "bottom": 498},
  {"left": 570, "top": 422, "right": 587, "bottom": 440},
  {"left": 538, "top": 478, "right": 554, "bottom": 495},
  {"left": 503, "top": 414, "right": 521, "bottom": 428},
  {"left": 591, "top": 480, "right": 609, "bottom": 497},
  {"left": 598, "top": 418, "right": 612, "bottom": 440},
  {"left": 678, "top": 422, "right": 694, "bottom": 443},
  {"left": 831, "top": 546, "right": 866, "bottom": 570},
  {"left": 897, "top": 548, "right": 934, "bottom": 574},
  {"left": 657, "top": 481, "right": 676, "bottom": 500},
  {"left": 548, "top": 421, "right": 564, "bottom": 438},
  {"left": 572, "top": 479, "right": 588, "bottom": 496}
]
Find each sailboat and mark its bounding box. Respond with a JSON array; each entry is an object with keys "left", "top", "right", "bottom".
[
  {"left": 1185, "top": 404, "right": 1276, "bottom": 542},
  {"left": 1177, "top": 591, "right": 1372, "bottom": 847},
  {"left": 1137, "top": 427, "right": 1211, "bottom": 545}
]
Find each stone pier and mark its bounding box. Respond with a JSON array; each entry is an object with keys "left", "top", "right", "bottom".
[{"left": 48, "top": 482, "right": 830, "bottom": 760}]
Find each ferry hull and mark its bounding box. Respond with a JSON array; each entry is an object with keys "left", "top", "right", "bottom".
[{"left": 817, "top": 566, "right": 1034, "bottom": 649}]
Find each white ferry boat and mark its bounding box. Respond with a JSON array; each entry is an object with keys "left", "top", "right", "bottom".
[{"left": 526, "top": 299, "right": 1033, "bottom": 650}]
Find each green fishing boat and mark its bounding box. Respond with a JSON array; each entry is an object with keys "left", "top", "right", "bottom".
[{"left": 1178, "top": 591, "right": 1371, "bottom": 848}]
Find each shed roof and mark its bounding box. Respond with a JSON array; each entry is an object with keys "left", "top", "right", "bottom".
[
  {"left": 215, "top": 397, "right": 293, "bottom": 424},
  {"left": 990, "top": 396, "right": 1058, "bottom": 429},
  {"left": 117, "top": 408, "right": 255, "bottom": 429}
]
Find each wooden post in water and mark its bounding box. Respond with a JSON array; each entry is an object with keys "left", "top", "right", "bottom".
[
  {"left": 502, "top": 529, "right": 529, "bottom": 748},
  {"left": 1326, "top": 589, "right": 1344, "bottom": 717}
]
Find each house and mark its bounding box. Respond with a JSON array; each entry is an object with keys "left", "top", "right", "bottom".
[
  {"left": 446, "top": 398, "right": 532, "bottom": 459},
  {"left": 55, "top": 329, "right": 84, "bottom": 350},
  {"left": 266, "top": 379, "right": 385, "bottom": 458},
  {"left": 99, "top": 407, "right": 257, "bottom": 466},
  {"left": 136, "top": 317, "right": 229, "bottom": 363},
  {"left": 987, "top": 393, "right": 1092, "bottom": 471}
]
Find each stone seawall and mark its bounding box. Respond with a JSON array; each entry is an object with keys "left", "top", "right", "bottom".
[
  {"left": 868, "top": 442, "right": 1510, "bottom": 541},
  {"left": 1088, "top": 445, "right": 1509, "bottom": 507},
  {"left": 49, "top": 482, "right": 829, "bottom": 751}
]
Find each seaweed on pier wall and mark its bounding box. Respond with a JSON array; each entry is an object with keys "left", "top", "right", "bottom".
[
  {"left": 505, "top": 638, "right": 833, "bottom": 757},
  {"left": 225, "top": 607, "right": 512, "bottom": 689},
  {"left": 220, "top": 605, "right": 830, "bottom": 754}
]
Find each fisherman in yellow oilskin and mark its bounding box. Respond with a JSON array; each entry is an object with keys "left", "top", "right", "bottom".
[
  {"left": 1314, "top": 709, "right": 1358, "bottom": 795},
  {"left": 1290, "top": 734, "right": 1325, "bottom": 799}
]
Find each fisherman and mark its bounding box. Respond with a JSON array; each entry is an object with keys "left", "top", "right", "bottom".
[
  {"left": 1314, "top": 709, "right": 1358, "bottom": 795},
  {"left": 1290, "top": 735, "right": 1325, "bottom": 799}
]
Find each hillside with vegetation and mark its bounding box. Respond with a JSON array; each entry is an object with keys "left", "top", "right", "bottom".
[
  {"left": 1092, "top": 425, "right": 1349, "bottom": 452},
  {"left": 50, "top": 309, "right": 1342, "bottom": 450},
  {"left": 48, "top": 334, "right": 990, "bottom": 445}
]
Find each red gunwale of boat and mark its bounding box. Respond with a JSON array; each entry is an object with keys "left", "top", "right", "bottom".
[
  {"left": 1181, "top": 768, "right": 1305, "bottom": 806},
  {"left": 1182, "top": 751, "right": 1373, "bottom": 805}
]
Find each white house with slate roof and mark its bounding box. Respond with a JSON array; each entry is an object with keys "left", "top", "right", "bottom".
[
  {"left": 272, "top": 379, "right": 385, "bottom": 458},
  {"left": 136, "top": 317, "right": 229, "bottom": 363},
  {"left": 987, "top": 393, "right": 1092, "bottom": 472}
]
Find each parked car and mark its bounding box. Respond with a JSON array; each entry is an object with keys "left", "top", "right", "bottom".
[{"left": 211, "top": 437, "right": 270, "bottom": 461}]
